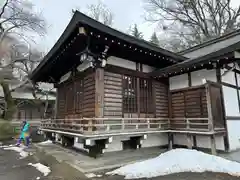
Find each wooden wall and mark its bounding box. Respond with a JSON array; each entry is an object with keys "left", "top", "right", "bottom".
[
  {"left": 103, "top": 69, "right": 169, "bottom": 119},
  {"left": 171, "top": 86, "right": 208, "bottom": 118},
  {"left": 154, "top": 80, "right": 169, "bottom": 118},
  {"left": 56, "top": 71, "right": 95, "bottom": 119},
  {"left": 104, "top": 71, "right": 123, "bottom": 118},
  {"left": 83, "top": 73, "right": 96, "bottom": 117},
  {"left": 208, "top": 83, "right": 225, "bottom": 128}
]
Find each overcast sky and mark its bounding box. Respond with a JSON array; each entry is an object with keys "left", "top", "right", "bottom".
[
  {"left": 32, "top": 0, "right": 240, "bottom": 52},
  {"left": 32, "top": 0, "right": 156, "bottom": 52}
]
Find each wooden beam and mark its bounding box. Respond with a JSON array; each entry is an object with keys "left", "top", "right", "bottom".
[
  {"left": 221, "top": 81, "right": 240, "bottom": 90},
  {"left": 188, "top": 72, "right": 192, "bottom": 87},
  {"left": 226, "top": 116, "right": 240, "bottom": 120},
  {"left": 170, "top": 84, "right": 205, "bottom": 93},
  {"left": 224, "top": 64, "right": 240, "bottom": 75},
  {"left": 234, "top": 71, "right": 240, "bottom": 113},
  {"left": 105, "top": 64, "right": 150, "bottom": 79},
  {"left": 95, "top": 68, "right": 104, "bottom": 131},
  {"left": 136, "top": 62, "right": 140, "bottom": 118},
  {"left": 54, "top": 89, "right": 58, "bottom": 119},
  {"left": 216, "top": 68, "right": 229, "bottom": 152},
  {"left": 205, "top": 83, "right": 214, "bottom": 131},
  {"left": 95, "top": 68, "right": 104, "bottom": 118}
]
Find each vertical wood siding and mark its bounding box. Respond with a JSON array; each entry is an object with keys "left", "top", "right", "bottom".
[
  {"left": 171, "top": 87, "right": 208, "bottom": 118},
  {"left": 83, "top": 73, "right": 95, "bottom": 117},
  {"left": 56, "top": 71, "right": 96, "bottom": 119},
  {"left": 154, "top": 81, "right": 169, "bottom": 118},
  {"left": 104, "top": 71, "right": 123, "bottom": 118}
]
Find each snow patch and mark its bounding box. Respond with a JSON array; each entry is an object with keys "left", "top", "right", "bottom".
[
  {"left": 0, "top": 144, "right": 14, "bottom": 148},
  {"left": 85, "top": 173, "right": 97, "bottom": 178},
  {"left": 3, "top": 146, "right": 29, "bottom": 158},
  {"left": 28, "top": 163, "right": 51, "bottom": 176},
  {"left": 106, "top": 148, "right": 240, "bottom": 179},
  {"left": 38, "top": 140, "right": 52, "bottom": 145},
  {"left": 85, "top": 173, "right": 102, "bottom": 178}
]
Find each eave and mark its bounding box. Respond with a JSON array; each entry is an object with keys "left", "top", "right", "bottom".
[
  {"left": 151, "top": 41, "right": 240, "bottom": 77},
  {"left": 30, "top": 11, "right": 187, "bottom": 83},
  {"left": 179, "top": 29, "right": 240, "bottom": 55}
]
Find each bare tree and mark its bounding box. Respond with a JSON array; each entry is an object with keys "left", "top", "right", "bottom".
[
  {"left": 87, "top": 1, "right": 114, "bottom": 26},
  {"left": 143, "top": 0, "right": 240, "bottom": 51},
  {"left": 0, "top": 0, "right": 46, "bottom": 120}
]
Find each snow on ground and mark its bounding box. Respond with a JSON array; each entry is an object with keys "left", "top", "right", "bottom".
[
  {"left": 38, "top": 140, "right": 52, "bottom": 145},
  {"left": 85, "top": 173, "right": 103, "bottom": 178},
  {"left": 106, "top": 148, "right": 240, "bottom": 179},
  {"left": 28, "top": 163, "right": 51, "bottom": 176},
  {"left": 3, "top": 145, "right": 29, "bottom": 158}
]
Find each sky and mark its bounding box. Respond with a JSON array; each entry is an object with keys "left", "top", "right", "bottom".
[
  {"left": 32, "top": 0, "right": 156, "bottom": 52},
  {"left": 31, "top": 0, "right": 240, "bottom": 52}
]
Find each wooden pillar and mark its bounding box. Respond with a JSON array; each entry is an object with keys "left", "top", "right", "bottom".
[
  {"left": 54, "top": 86, "right": 58, "bottom": 119},
  {"left": 216, "top": 68, "right": 229, "bottom": 152},
  {"left": 205, "top": 83, "right": 214, "bottom": 131},
  {"left": 187, "top": 134, "right": 192, "bottom": 149},
  {"left": 136, "top": 62, "right": 140, "bottom": 118},
  {"left": 95, "top": 68, "right": 104, "bottom": 131},
  {"left": 193, "top": 135, "right": 197, "bottom": 148},
  {"left": 210, "top": 135, "right": 217, "bottom": 155}
]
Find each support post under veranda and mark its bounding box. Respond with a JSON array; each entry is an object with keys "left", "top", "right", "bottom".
[
  {"left": 210, "top": 135, "right": 217, "bottom": 155},
  {"left": 205, "top": 82, "right": 217, "bottom": 154},
  {"left": 168, "top": 132, "right": 173, "bottom": 150},
  {"left": 186, "top": 133, "right": 192, "bottom": 149}
]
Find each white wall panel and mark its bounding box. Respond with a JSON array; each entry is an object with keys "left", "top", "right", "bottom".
[
  {"left": 191, "top": 69, "right": 217, "bottom": 86},
  {"left": 169, "top": 74, "right": 189, "bottom": 90}
]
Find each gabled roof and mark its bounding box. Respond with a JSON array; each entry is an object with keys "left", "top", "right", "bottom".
[
  {"left": 30, "top": 11, "right": 187, "bottom": 83},
  {"left": 179, "top": 29, "right": 240, "bottom": 59}
]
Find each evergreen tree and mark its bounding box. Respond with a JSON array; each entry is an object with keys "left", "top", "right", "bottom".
[
  {"left": 150, "top": 32, "right": 159, "bottom": 46},
  {"left": 131, "top": 24, "right": 143, "bottom": 39}
]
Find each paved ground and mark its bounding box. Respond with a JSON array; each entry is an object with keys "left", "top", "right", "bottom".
[
  {"left": 35, "top": 143, "right": 166, "bottom": 173},
  {"left": 0, "top": 146, "right": 43, "bottom": 180},
  {"left": 1, "top": 141, "right": 240, "bottom": 180}
]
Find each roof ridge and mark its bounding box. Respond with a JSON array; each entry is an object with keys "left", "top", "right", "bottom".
[{"left": 179, "top": 29, "right": 240, "bottom": 55}]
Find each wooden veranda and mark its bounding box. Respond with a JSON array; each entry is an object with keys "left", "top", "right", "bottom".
[{"left": 41, "top": 81, "right": 226, "bottom": 136}]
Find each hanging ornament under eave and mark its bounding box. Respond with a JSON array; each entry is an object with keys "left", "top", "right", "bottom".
[{"left": 79, "top": 27, "right": 87, "bottom": 35}]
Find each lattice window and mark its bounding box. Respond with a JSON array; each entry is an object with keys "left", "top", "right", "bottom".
[
  {"left": 123, "top": 75, "right": 138, "bottom": 113},
  {"left": 74, "top": 79, "right": 84, "bottom": 114},
  {"left": 140, "top": 79, "right": 153, "bottom": 113}
]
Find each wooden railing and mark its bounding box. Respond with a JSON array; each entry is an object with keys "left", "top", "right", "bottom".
[
  {"left": 170, "top": 118, "right": 211, "bottom": 131},
  {"left": 40, "top": 117, "right": 218, "bottom": 134},
  {"left": 41, "top": 118, "right": 170, "bottom": 134}
]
